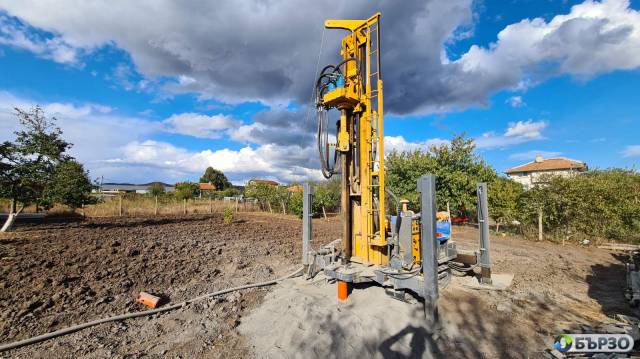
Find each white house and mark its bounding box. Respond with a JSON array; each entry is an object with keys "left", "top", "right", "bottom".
[{"left": 505, "top": 156, "right": 587, "bottom": 189}]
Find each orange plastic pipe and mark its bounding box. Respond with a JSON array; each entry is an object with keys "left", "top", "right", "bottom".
[{"left": 337, "top": 281, "right": 349, "bottom": 301}]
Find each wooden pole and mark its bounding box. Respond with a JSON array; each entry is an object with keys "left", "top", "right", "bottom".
[
  {"left": 119, "top": 195, "right": 123, "bottom": 216},
  {"left": 154, "top": 195, "right": 158, "bottom": 216},
  {"left": 281, "top": 200, "right": 286, "bottom": 214},
  {"left": 235, "top": 197, "right": 239, "bottom": 213},
  {"left": 209, "top": 196, "right": 213, "bottom": 214},
  {"left": 538, "top": 208, "right": 543, "bottom": 241},
  {"left": 183, "top": 198, "right": 187, "bottom": 215},
  {"left": 322, "top": 206, "right": 327, "bottom": 220}
]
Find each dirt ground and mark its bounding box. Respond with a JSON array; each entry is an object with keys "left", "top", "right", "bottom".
[
  {"left": 0, "top": 214, "right": 636, "bottom": 358},
  {"left": 0, "top": 213, "right": 339, "bottom": 358}
]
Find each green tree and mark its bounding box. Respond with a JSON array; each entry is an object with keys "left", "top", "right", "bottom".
[
  {"left": 41, "top": 160, "right": 93, "bottom": 209},
  {"left": 245, "top": 183, "right": 280, "bottom": 212},
  {"left": 174, "top": 182, "right": 199, "bottom": 200},
  {"left": 1, "top": 106, "right": 72, "bottom": 231},
  {"left": 288, "top": 191, "right": 304, "bottom": 218},
  {"left": 200, "top": 167, "right": 231, "bottom": 190},
  {"left": 147, "top": 182, "right": 166, "bottom": 197},
  {"left": 386, "top": 134, "right": 497, "bottom": 215},
  {"left": 313, "top": 179, "right": 340, "bottom": 218},
  {"left": 488, "top": 177, "right": 523, "bottom": 233}
]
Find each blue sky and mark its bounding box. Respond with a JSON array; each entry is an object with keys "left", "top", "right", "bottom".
[{"left": 0, "top": 0, "right": 639, "bottom": 184}]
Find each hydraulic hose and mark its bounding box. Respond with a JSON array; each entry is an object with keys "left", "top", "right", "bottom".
[{"left": 0, "top": 267, "right": 304, "bottom": 353}]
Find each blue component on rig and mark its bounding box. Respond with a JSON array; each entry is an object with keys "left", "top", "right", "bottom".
[
  {"left": 335, "top": 74, "right": 345, "bottom": 88},
  {"left": 436, "top": 221, "right": 451, "bottom": 242}
]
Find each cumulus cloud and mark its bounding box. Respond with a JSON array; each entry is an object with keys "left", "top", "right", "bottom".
[
  {"left": 163, "top": 112, "right": 240, "bottom": 139},
  {"left": 384, "top": 136, "right": 449, "bottom": 154},
  {"left": 0, "top": 91, "right": 158, "bottom": 166},
  {"left": 623, "top": 145, "right": 640, "bottom": 157},
  {"left": 0, "top": 12, "right": 80, "bottom": 64},
  {"left": 105, "top": 140, "right": 324, "bottom": 184},
  {"left": 508, "top": 150, "right": 562, "bottom": 161},
  {"left": 454, "top": 0, "right": 640, "bottom": 97},
  {"left": 0, "top": 91, "right": 322, "bottom": 184},
  {"left": 2, "top": 0, "right": 639, "bottom": 114},
  {"left": 475, "top": 120, "right": 547, "bottom": 149}
]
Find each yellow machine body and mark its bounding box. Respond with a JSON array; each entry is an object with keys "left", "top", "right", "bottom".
[{"left": 322, "top": 13, "right": 390, "bottom": 267}]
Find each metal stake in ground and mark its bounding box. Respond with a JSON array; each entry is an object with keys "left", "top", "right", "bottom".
[
  {"left": 302, "top": 182, "right": 314, "bottom": 273},
  {"left": 418, "top": 174, "right": 439, "bottom": 327},
  {"left": 477, "top": 183, "right": 492, "bottom": 284}
]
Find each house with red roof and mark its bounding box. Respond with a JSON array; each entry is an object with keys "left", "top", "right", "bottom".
[{"left": 505, "top": 155, "right": 587, "bottom": 189}]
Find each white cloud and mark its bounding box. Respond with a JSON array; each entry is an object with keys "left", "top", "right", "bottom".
[
  {"left": 163, "top": 112, "right": 240, "bottom": 139},
  {"left": 455, "top": 0, "right": 640, "bottom": 94},
  {"left": 623, "top": 145, "right": 640, "bottom": 157},
  {"left": 2, "top": 0, "right": 639, "bottom": 114},
  {"left": 0, "top": 12, "right": 80, "bottom": 64},
  {"left": 384, "top": 136, "right": 449, "bottom": 154},
  {"left": 106, "top": 140, "right": 324, "bottom": 184},
  {"left": 504, "top": 120, "right": 546, "bottom": 139},
  {"left": 0, "top": 91, "right": 323, "bottom": 184},
  {"left": 508, "top": 150, "right": 562, "bottom": 161},
  {"left": 506, "top": 96, "right": 525, "bottom": 108},
  {"left": 476, "top": 120, "right": 547, "bottom": 149},
  {"left": 0, "top": 91, "right": 158, "bottom": 166}
]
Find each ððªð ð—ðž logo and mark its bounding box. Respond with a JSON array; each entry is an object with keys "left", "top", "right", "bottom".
[{"left": 554, "top": 334, "right": 573, "bottom": 352}]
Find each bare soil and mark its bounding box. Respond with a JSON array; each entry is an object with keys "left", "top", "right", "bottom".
[
  {"left": 0, "top": 213, "right": 339, "bottom": 358},
  {"left": 0, "top": 216, "right": 635, "bottom": 358}
]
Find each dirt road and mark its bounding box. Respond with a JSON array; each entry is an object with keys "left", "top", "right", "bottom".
[{"left": 0, "top": 215, "right": 635, "bottom": 358}]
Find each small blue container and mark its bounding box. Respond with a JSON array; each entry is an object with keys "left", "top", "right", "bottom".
[
  {"left": 436, "top": 221, "right": 451, "bottom": 242},
  {"left": 335, "top": 75, "right": 345, "bottom": 88}
]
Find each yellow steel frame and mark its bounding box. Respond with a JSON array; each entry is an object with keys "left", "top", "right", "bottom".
[{"left": 323, "top": 13, "right": 387, "bottom": 266}]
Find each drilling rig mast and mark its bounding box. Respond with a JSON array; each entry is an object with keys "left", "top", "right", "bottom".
[{"left": 306, "top": 12, "right": 492, "bottom": 322}]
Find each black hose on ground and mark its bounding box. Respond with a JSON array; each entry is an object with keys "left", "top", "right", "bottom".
[{"left": 0, "top": 267, "right": 304, "bottom": 353}]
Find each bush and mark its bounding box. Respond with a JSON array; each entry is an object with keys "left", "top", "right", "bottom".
[
  {"left": 488, "top": 177, "right": 523, "bottom": 232},
  {"left": 223, "top": 207, "right": 234, "bottom": 224},
  {"left": 288, "top": 191, "right": 304, "bottom": 218},
  {"left": 175, "top": 182, "right": 199, "bottom": 200},
  {"left": 517, "top": 170, "right": 640, "bottom": 243}
]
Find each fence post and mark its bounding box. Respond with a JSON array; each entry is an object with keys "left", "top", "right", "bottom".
[
  {"left": 209, "top": 196, "right": 213, "bottom": 214},
  {"left": 538, "top": 208, "right": 543, "bottom": 241},
  {"left": 118, "top": 195, "right": 123, "bottom": 217},
  {"left": 183, "top": 198, "right": 187, "bottom": 215},
  {"left": 418, "top": 174, "right": 439, "bottom": 328},
  {"left": 477, "top": 183, "right": 492, "bottom": 285},
  {"left": 302, "top": 182, "right": 314, "bottom": 271},
  {"left": 154, "top": 196, "right": 158, "bottom": 216},
  {"left": 235, "top": 197, "right": 239, "bottom": 213}
]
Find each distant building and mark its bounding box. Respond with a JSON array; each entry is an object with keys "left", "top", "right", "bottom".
[
  {"left": 247, "top": 179, "right": 279, "bottom": 187},
  {"left": 199, "top": 183, "right": 216, "bottom": 191},
  {"left": 505, "top": 156, "right": 588, "bottom": 190},
  {"left": 97, "top": 182, "right": 175, "bottom": 194}
]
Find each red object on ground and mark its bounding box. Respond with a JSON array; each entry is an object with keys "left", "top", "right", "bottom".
[
  {"left": 136, "top": 292, "right": 160, "bottom": 309},
  {"left": 451, "top": 216, "right": 470, "bottom": 224},
  {"left": 337, "top": 281, "right": 349, "bottom": 301}
]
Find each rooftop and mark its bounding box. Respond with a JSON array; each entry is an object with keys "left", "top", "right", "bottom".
[{"left": 505, "top": 157, "right": 587, "bottom": 174}]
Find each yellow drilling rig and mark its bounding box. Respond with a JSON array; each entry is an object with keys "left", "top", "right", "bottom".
[{"left": 302, "top": 13, "right": 493, "bottom": 322}]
